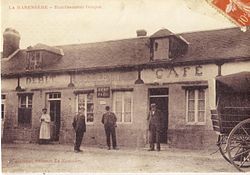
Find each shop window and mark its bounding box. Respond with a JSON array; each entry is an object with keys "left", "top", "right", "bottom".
[
  {"left": 113, "top": 91, "right": 133, "bottom": 123},
  {"left": 77, "top": 93, "right": 94, "bottom": 124},
  {"left": 186, "top": 89, "right": 206, "bottom": 125},
  {"left": 18, "top": 94, "right": 33, "bottom": 126},
  {"left": 1, "top": 94, "right": 6, "bottom": 120}
]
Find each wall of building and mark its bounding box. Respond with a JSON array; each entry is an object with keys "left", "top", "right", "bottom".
[
  {"left": 221, "top": 61, "right": 250, "bottom": 75},
  {"left": 142, "top": 63, "right": 219, "bottom": 149},
  {"left": 2, "top": 61, "right": 250, "bottom": 149},
  {"left": 2, "top": 70, "right": 151, "bottom": 147}
]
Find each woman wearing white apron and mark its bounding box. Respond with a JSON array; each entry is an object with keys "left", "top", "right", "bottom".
[{"left": 39, "top": 108, "right": 51, "bottom": 144}]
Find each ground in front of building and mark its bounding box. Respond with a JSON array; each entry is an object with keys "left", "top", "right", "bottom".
[{"left": 1, "top": 143, "right": 240, "bottom": 173}]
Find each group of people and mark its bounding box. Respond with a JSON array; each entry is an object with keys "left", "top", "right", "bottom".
[
  {"left": 38, "top": 103, "right": 163, "bottom": 152},
  {"left": 72, "top": 105, "right": 118, "bottom": 152}
]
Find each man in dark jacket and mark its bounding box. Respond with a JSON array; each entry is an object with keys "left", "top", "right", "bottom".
[
  {"left": 102, "top": 106, "right": 118, "bottom": 150},
  {"left": 72, "top": 107, "right": 86, "bottom": 152},
  {"left": 147, "top": 103, "right": 163, "bottom": 151}
]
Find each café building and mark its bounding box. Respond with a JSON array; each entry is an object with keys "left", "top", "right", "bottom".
[{"left": 1, "top": 27, "right": 250, "bottom": 149}]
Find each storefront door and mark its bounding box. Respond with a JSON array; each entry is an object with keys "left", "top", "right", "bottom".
[
  {"left": 47, "top": 93, "right": 61, "bottom": 141},
  {"left": 149, "top": 88, "right": 169, "bottom": 143}
]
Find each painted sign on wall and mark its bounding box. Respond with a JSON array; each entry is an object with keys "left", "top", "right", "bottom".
[
  {"left": 142, "top": 64, "right": 218, "bottom": 84},
  {"left": 26, "top": 75, "right": 55, "bottom": 85}
]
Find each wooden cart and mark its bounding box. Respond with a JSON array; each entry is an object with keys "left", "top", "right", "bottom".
[{"left": 211, "top": 72, "right": 250, "bottom": 172}]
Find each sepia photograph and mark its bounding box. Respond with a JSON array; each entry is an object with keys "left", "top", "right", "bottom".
[{"left": 1, "top": 0, "right": 250, "bottom": 173}]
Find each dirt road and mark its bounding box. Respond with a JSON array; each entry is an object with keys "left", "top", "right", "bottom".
[{"left": 2, "top": 143, "right": 237, "bottom": 173}]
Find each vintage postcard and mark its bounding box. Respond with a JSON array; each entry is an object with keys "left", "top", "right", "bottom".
[{"left": 1, "top": 0, "right": 250, "bottom": 173}]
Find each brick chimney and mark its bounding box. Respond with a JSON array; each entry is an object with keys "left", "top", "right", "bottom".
[
  {"left": 136, "top": 29, "right": 147, "bottom": 37},
  {"left": 3, "top": 28, "right": 20, "bottom": 58}
]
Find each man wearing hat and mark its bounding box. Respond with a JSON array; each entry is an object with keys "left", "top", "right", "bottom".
[
  {"left": 102, "top": 106, "right": 118, "bottom": 150},
  {"left": 72, "top": 107, "right": 86, "bottom": 152},
  {"left": 147, "top": 103, "right": 163, "bottom": 151},
  {"left": 39, "top": 108, "right": 51, "bottom": 144}
]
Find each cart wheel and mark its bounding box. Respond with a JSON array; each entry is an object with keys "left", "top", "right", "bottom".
[
  {"left": 227, "top": 118, "right": 250, "bottom": 172},
  {"left": 218, "top": 135, "right": 231, "bottom": 164}
]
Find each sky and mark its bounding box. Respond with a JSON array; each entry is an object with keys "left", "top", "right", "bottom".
[{"left": 1, "top": 0, "right": 236, "bottom": 50}]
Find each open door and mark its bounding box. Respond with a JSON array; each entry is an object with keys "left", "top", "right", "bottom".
[
  {"left": 149, "top": 88, "right": 169, "bottom": 143},
  {"left": 47, "top": 92, "right": 61, "bottom": 141}
]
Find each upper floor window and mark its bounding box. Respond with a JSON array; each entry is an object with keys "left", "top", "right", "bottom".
[
  {"left": 152, "top": 38, "right": 169, "bottom": 60},
  {"left": 112, "top": 91, "right": 133, "bottom": 123},
  {"left": 1, "top": 94, "right": 6, "bottom": 120},
  {"left": 26, "top": 51, "right": 42, "bottom": 70},
  {"left": 18, "top": 94, "right": 33, "bottom": 126},
  {"left": 76, "top": 92, "right": 94, "bottom": 124},
  {"left": 186, "top": 88, "right": 206, "bottom": 125}
]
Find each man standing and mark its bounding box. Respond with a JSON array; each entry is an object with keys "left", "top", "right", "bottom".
[
  {"left": 72, "top": 107, "right": 86, "bottom": 153},
  {"left": 102, "top": 106, "right": 118, "bottom": 150},
  {"left": 39, "top": 108, "right": 51, "bottom": 144},
  {"left": 147, "top": 103, "right": 163, "bottom": 151}
]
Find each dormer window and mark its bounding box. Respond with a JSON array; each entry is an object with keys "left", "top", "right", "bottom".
[
  {"left": 151, "top": 38, "right": 170, "bottom": 60},
  {"left": 154, "top": 42, "right": 158, "bottom": 51},
  {"left": 150, "top": 28, "right": 188, "bottom": 61},
  {"left": 26, "top": 51, "right": 42, "bottom": 70},
  {"left": 25, "top": 43, "right": 63, "bottom": 71}
]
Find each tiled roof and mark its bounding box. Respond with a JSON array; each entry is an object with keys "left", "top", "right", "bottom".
[
  {"left": 175, "top": 27, "right": 250, "bottom": 62},
  {"left": 1, "top": 27, "right": 250, "bottom": 77}
]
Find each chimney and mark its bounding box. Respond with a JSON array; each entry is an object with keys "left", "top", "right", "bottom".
[
  {"left": 136, "top": 29, "right": 147, "bottom": 37},
  {"left": 3, "top": 28, "right": 20, "bottom": 58}
]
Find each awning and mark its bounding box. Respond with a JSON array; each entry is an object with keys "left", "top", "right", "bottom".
[{"left": 216, "top": 71, "right": 250, "bottom": 93}]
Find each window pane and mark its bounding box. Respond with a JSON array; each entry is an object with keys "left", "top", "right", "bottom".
[
  {"left": 188, "top": 100, "right": 195, "bottom": 111},
  {"left": 78, "top": 94, "right": 85, "bottom": 110},
  {"left": 36, "top": 52, "right": 40, "bottom": 59},
  {"left": 87, "top": 93, "right": 93, "bottom": 103},
  {"left": 87, "top": 113, "right": 94, "bottom": 122},
  {"left": 124, "top": 94, "right": 132, "bottom": 122},
  {"left": 198, "top": 100, "right": 205, "bottom": 110},
  {"left": 115, "top": 100, "right": 122, "bottom": 122},
  {"left": 1, "top": 95, "right": 6, "bottom": 100},
  {"left": 188, "top": 90, "right": 195, "bottom": 99},
  {"left": 188, "top": 111, "right": 195, "bottom": 122},
  {"left": 87, "top": 104, "right": 94, "bottom": 113},
  {"left": 198, "top": 111, "right": 205, "bottom": 122},
  {"left": 198, "top": 89, "right": 205, "bottom": 99},
  {"left": 124, "top": 112, "right": 131, "bottom": 122},
  {"left": 28, "top": 95, "right": 32, "bottom": 108},
  {"left": 1, "top": 104, "right": 4, "bottom": 119},
  {"left": 20, "top": 96, "right": 26, "bottom": 108},
  {"left": 113, "top": 92, "right": 122, "bottom": 122}
]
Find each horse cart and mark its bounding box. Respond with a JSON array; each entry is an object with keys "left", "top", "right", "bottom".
[{"left": 211, "top": 72, "right": 250, "bottom": 172}]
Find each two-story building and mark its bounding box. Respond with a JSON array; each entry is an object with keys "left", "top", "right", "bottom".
[{"left": 1, "top": 27, "right": 250, "bottom": 149}]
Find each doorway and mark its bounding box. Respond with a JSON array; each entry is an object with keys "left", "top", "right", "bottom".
[
  {"left": 47, "top": 93, "right": 61, "bottom": 141},
  {"left": 149, "top": 88, "right": 169, "bottom": 143}
]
